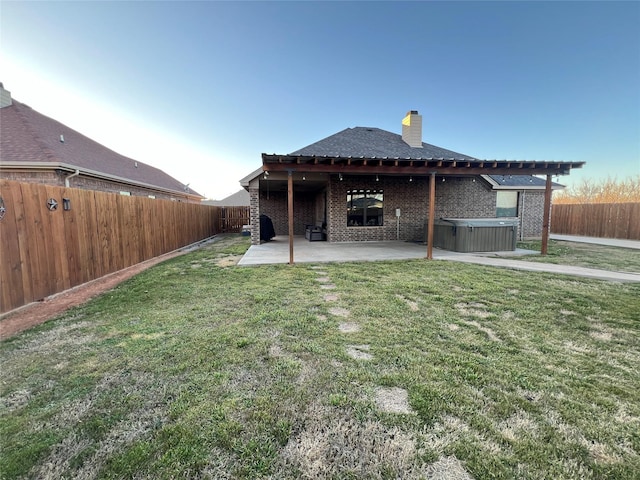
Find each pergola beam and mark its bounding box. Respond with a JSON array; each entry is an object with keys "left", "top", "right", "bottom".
[{"left": 262, "top": 163, "right": 575, "bottom": 176}]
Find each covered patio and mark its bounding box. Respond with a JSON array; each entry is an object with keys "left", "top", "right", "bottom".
[
  {"left": 244, "top": 112, "right": 585, "bottom": 264},
  {"left": 238, "top": 235, "right": 536, "bottom": 265},
  {"left": 257, "top": 159, "right": 584, "bottom": 264}
]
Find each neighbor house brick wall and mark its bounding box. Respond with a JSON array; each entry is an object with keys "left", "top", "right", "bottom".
[
  {"left": 1, "top": 170, "right": 193, "bottom": 202},
  {"left": 1, "top": 170, "right": 62, "bottom": 185}
]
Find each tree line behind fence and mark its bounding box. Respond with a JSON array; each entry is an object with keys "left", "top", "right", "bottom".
[{"left": 0, "top": 180, "right": 250, "bottom": 314}]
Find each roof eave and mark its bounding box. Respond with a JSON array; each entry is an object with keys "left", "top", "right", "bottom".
[
  {"left": 261, "top": 153, "right": 584, "bottom": 177},
  {"left": 481, "top": 175, "right": 566, "bottom": 191},
  {"left": 240, "top": 166, "right": 265, "bottom": 189},
  {"left": 0, "top": 161, "right": 202, "bottom": 198}
]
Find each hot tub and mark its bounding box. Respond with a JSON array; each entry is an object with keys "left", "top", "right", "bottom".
[{"left": 433, "top": 218, "right": 519, "bottom": 252}]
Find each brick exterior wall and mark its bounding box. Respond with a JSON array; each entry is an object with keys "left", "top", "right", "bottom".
[
  {"left": 249, "top": 187, "right": 260, "bottom": 245},
  {"left": 258, "top": 190, "right": 316, "bottom": 238},
  {"left": 1, "top": 170, "right": 193, "bottom": 202},
  {"left": 519, "top": 190, "right": 545, "bottom": 239},
  {"left": 328, "top": 175, "right": 432, "bottom": 242},
  {"left": 327, "top": 175, "right": 502, "bottom": 243},
  {"left": 250, "top": 174, "right": 549, "bottom": 244},
  {"left": 435, "top": 177, "right": 495, "bottom": 218}
]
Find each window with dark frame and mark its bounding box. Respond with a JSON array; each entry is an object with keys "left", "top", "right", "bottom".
[{"left": 347, "top": 189, "right": 383, "bottom": 226}]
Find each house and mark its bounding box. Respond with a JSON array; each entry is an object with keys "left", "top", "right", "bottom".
[
  {"left": 0, "top": 84, "right": 202, "bottom": 202},
  {"left": 201, "top": 189, "right": 250, "bottom": 206},
  {"left": 241, "top": 111, "right": 584, "bottom": 257}
]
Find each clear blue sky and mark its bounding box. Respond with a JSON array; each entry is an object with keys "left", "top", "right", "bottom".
[{"left": 2, "top": 1, "right": 639, "bottom": 199}]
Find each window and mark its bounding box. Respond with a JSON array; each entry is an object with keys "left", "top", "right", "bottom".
[
  {"left": 496, "top": 191, "right": 518, "bottom": 217},
  {"left": 347, "top": 189, "right": 383, "bottom": 226}
]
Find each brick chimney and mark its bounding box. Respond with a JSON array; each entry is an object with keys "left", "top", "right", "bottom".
[
  {"left": 0, "top": 83, "right": 12, "bottom": 108},
  {"left": 401, "top": 110, "right": 422, "bottom": 148}
]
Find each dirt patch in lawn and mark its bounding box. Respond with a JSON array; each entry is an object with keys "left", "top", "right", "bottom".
[
  {"left": 338, "top": 323, "right": 360, "bottom": 333},
  {"left": 0, "top": 250, "right": 186, "bottom": 340},
  {"left": 375, "top": 387, "right": 413, "bottom": 414},
  {"left": 346, "top": 345, "right": 373, "bottom": 360},
  {"left": 278, "top": 403, "right": 425, "bottom": 478},
  {"left": 215, "top": 255, "right": 243, "bottom": 268}
]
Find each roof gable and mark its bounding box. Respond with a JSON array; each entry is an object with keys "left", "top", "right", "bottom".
[{"left": 0, "top": 100, "right": 200, "bottom": 196}]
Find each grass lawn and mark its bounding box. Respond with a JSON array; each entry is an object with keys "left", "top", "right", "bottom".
[
  {"left": 1, "top": 234, "right": 639, "bottom": 479},
  {"left": 512, "top": 240, "right": 640, "bottom": 274}
]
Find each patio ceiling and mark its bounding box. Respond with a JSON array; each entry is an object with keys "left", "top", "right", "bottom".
[{"left": 262, "top": 154, "right": 585, "bottom": 176}]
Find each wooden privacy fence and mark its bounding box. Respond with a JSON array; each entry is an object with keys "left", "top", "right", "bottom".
[
  {"left": 0, "top": 180, "right": 224, "bottom": 314},
  {"left": 551, "top": 203, "right": 640, "bottom": 240},
  {"left": 219, "top": 206, "right": 250, "bottom": 233}
]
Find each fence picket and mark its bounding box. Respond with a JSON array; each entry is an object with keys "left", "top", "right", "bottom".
[
  {"left": 551, "top": 203, "right": 640, "bottom": 240},
  {"left": 1, "top": 180, "right": 249, "bottom": 314}
]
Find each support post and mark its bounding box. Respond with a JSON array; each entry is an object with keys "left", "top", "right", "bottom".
[
  {"left": 541, "top": 174, "right": 552, "bottom": 255},
  {"left": 288, "top": 170, "right": 294, "bottom": 264},
  {"left": 427, "top": 172, "right": 436, "bottom": 259}
]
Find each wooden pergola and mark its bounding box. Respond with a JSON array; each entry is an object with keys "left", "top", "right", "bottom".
[{"left": 261, "top": 154, "right": 585, "bottom": 264}]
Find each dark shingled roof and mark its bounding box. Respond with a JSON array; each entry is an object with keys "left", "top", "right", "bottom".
[
  {"left": 202, "top": 189, "right": 250, "bottom": 206},
  {"left": 290, "top": 127, "right": 478, "bottom": 160},
  {"left": 288, "top": 126, "right": 554, "bottom": 188},
  {"left": 0, "top": 100, "right": 200, "bottom": 196}
]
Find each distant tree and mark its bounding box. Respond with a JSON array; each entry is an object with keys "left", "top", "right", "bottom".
[{"left": 554, "top": 175, "right": 640, "bottom": 204}]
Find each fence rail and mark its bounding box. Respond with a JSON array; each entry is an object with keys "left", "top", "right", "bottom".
[
  {"left": 551, "top": 202, "right": 640, "bottom": 240},
  {"left": 1, "top": 181, "right": 250, "bottom": 314}
]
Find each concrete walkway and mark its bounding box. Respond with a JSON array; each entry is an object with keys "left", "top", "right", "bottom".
[
  {"left": 238, "top": 236, "right": 640, "bottom": 283},
  {"left": 442, "top": 254, "right": 640, "bottom": 283},
  {"left": 550, "top": 234, "right": 640, "bottom": 250}
]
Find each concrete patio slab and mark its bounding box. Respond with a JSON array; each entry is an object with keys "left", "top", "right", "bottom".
[
  {"left": 238, "top": 235, "right": 640, "bottom": 283},
  {"left": 237, "top": 236, "right": 535, "bottom": 266}
]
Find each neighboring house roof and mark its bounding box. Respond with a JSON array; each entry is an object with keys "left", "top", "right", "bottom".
[
  {"left": 0, "top": 98, "right": 201, "bottom": 197},
  {"left": 202, "top": 189, "right": 250, "bottom": 206},
  {"left": 290, "top": 127, "right": 477, "bottom": 160}
]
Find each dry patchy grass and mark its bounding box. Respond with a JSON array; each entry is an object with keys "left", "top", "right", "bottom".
[{"left": 1, "top": 234, "right": 639, "bottom": 479}]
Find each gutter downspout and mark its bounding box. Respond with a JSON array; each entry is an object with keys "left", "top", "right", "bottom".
[{"left": 65, "top": 169, "right": 80, "bottom": 187}]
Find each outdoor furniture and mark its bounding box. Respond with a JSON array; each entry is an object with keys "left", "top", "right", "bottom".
[{"left": 305, "top": 223, "right": 326, "bottom": 241}]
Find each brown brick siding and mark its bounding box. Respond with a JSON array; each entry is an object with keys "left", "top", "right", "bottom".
[
  {"left": 435, "top": 177, "right": 495, "bottom": 218},
  {"left": 249, "top": 187, "right": 260, "bottom": 245},
  {"left": 519, "top": 191, "right": 545, "bottom": 239},
  {"left": 1, "top": 170, "right": 64, "bottom": 185},
  {"left": 259, "top": 190, "right": 316, "bottom": 237},
  {"left": 250, "top": 174, "right": 549, "bottom": 244},
  {"left": 328, "top": 175, "right": 499, "bottom": 242},
  {"left": 328, "top": 175, "right": 432, "bottom": 242},
  {"left": 0, "top": 170, "right": 193, "bottom": 202}
]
